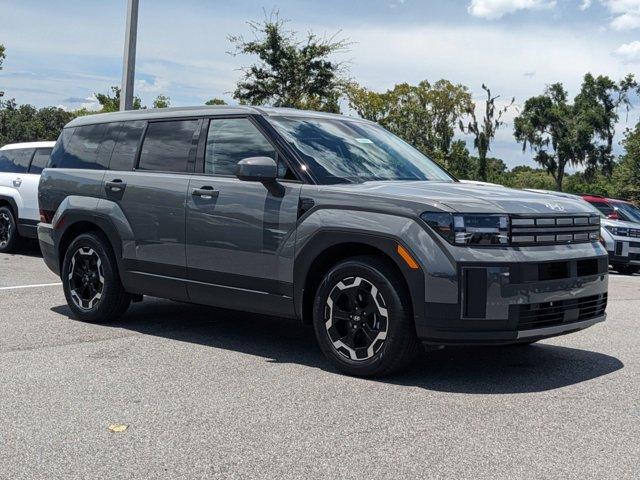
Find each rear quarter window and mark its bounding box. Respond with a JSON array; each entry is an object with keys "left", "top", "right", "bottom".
[{"left": 49, "top": 124, "right": 109, "bottom": 170}]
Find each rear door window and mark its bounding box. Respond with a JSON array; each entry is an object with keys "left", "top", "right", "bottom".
[
  {"left": 49, "top": 124, "right": 109, "bottom": 169},
  {"left": 138, "top": 120, "right": 201, "bottom": 172},
  {"left": 28, "top": 148, "right": 53, "bottom": 174},
  {"left": 109, "top": 120, "right": 146, "bottom": 171},
  {"left": 0, "top": 149, "right": 34, "bottom": 173}
]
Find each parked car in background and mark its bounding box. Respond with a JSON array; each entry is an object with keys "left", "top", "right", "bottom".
[
  {"left": 38, "top": 106, "right": 608, "bottom": 376},
  {"left": 0, "top": 141, "right": 55, "bottom": 252},
  {"left": 582, "top": 194, "right": 640, "bottom": 223},
  {"left": 600, "top": 219, "right": 640, "bottom": 275}
]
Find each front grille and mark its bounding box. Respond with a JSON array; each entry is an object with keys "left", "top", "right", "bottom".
[
  {"left": 630, "top": 229, "right": 640, "bottom": 238},
  {"left": 510, "top": 214, "right": 600, "bottom": 245},
  {"left": 517, "top": 293, "right": 607, "bottom": 330}
]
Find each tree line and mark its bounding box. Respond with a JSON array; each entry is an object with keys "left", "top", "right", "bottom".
[{"left": 1, "top": 16, "right": 639, "bottom": 202}]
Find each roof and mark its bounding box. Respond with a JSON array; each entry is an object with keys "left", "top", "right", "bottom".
[
  {"left": 65, "top": 105, "right": 370, "bottom": 128},
  {"left": 582, "top": 194, "right": 633, "bottom": 205},
  {"left": 0, "top": 141, "right": 56, "bottom": 150}
]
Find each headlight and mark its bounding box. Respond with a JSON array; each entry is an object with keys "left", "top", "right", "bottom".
[
  {"left": 605, "top": 225, "right": 629, "bottom": 237},
  {"left": 421, "top": 213, "right": 509, "bottom": 246}
]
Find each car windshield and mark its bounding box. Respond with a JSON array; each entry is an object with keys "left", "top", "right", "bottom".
[
  {"left": 613, "top": 201, "right": 640, "bottom": 223},
  {"left": 268, "top": 116, "right": 455, "bottom": 184}
]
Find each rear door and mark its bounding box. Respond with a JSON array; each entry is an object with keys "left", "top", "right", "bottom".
[
  {"left": 19, "top": 148, "right": 53, "bottom": 224},
  {"left": 102, "top": 118, "right": 202, "bottom": 301},
  {"left": 0, "top": 148, "right": 35, "bottom": 223},
  {"left": 185, "top": 116, "right": 302, "bottom": 316}
]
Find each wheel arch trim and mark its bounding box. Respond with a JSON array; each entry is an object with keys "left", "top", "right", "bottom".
[{"left": 293, "top": 228, "right": 426, "bottom": 324}]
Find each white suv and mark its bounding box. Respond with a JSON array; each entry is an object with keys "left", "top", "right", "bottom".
[
  {"left": 601, "top": 218, "right": 640, "bottom": 275},
  {"left": 0, "top": 141, "right": 55, "bottom": 252}
]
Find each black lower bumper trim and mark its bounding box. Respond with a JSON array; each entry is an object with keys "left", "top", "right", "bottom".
[{"left": 417, "top": 315, "right": 605, "bottom": 345}]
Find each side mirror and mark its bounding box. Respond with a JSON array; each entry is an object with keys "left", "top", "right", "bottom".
[{"left": 236, "top": 157, "right": 277, "bottom": 183}]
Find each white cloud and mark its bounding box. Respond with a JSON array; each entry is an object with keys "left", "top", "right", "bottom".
[
  {"left": 611, "top": 12, "right": 640, "bottom": 28},
  {"left": 579, "top": 0, "right": 593, "bottom": 10},
  {"left": 614, "top": 40, "right": 640, "bottom": 62},
  {"left": 135, "top": 76, "right": 171, "bottom": 94},
  {"left": 467, "top": 0, "right": 557, "bottom": 19},
  {"left": 601, "top": 0, "right": 640, "bottom": 29}
]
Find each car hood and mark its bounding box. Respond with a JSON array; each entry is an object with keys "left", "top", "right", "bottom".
[{"left": 326, "top": 181, "right": 597, "bottom": 215}]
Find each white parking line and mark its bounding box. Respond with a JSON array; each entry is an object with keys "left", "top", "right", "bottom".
[{"left": 0, "top": 283, "right": 62, "bottom": 291}]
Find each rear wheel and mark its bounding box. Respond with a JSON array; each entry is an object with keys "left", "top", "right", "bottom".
[
  {"left": 0, "top": 206, "right": 19, "bottom": 253},
  {"left": 313, "top": 255, "right": 421, "bottom": 377},
  {"left": 62, "top": 232, "right": 131, "bottom": 323}
]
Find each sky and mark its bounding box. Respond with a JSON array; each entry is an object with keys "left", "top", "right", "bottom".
[{"left": 1, "top": 0, "right": 640, "bottom": 168}]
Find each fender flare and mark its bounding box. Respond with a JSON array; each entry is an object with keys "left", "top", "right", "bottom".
[
  {"left": 0, "top": 194, "right": 19, "bottom": 217},
  {"left": 293, "top": 229, "right": 426, "bottom": 323}
]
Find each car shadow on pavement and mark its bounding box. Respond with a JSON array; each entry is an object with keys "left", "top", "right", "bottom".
[{"left": 52, "top": 298, "right": 623, "bottom": 394}]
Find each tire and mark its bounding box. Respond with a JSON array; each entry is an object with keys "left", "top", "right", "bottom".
[
  {"left": 0, "top": 206, "right": 20, "bottom": 253},
  {"left": 312, "top": 255, "right": 421, "bottom": 377},
  {"left": 613, "top": 264, "right": 639, "bottom": 275},
  {"left": 61, "top": 232, "right": 131, "bottom": 323}
]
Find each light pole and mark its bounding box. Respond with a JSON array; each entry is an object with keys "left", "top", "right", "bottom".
[{"left": 120, "top": 0, "right": 139, "bottom": 111}]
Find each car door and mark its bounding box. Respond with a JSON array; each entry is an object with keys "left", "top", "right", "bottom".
[
  {"left": 103, "top": 118, "right": 202, "bottom": 301},
  {"left": 0, "top": 148, "right": 35, "bottom": 221},
  {"left": 185, "top": 116, "right": 302, "bottom": 317},
  {"left": 20, "top": 148, "right": 53, "bottom": 223}
]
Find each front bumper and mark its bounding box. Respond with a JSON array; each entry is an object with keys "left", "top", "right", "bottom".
[
  {"left": 607, "top": 239, "right": 640, "bottom": 266},
  {"left": 415, "top": 241, "right": 609, "bottom": 345}
]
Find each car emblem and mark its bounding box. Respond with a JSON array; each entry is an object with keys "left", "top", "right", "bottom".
[{"left": 545, "top": 202, "right": 565, "bottom": 212}]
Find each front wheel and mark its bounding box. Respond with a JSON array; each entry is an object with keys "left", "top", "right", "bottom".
[
  {"left": 313, "top": 256, "right": 421, "bottom": 377},
  {"left": 62, "top": 232, "right": 131, "bottom": 323},
  {"left": 0, "top": 206, "right": 20, "bottom": 253}
]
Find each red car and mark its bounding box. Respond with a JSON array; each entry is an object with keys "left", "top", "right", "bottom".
[{"left": 582, "top": 195, "right": 640, "bottom": 224}]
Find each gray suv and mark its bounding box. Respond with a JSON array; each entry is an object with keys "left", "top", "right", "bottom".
[{"left": 38, "top": 106, "right": 608, "bottom": 376}]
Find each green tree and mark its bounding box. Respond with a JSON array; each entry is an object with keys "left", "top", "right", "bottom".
[
  {"left": 514, "top": 74, "right": 633, "bottom": 191},
  {"left": 574, "top": 73, "right": 636, "bottom": 177},
  {"left": 0, "top": 43, "right": 5, "bottom": 98},
  {"left": 460, "top": 84, "right": 514, "bottom": 182},
  {"left": 0, "top": 99, "right": 76, "bottom": 145},
  {"left": 502, "top": 165, "right": 557, "bottom": 190},
  {"left": 611, "top": 124, "right": 640, "bottom": 203},
  {"left": 229, "top": 16, "right": 349, "bottom": 112},
  {"left": 152, "top": 94, "right": 170, "bottom": 109},
  {"left": 205, "top": 98, "right": 227, "bottom": 106},
  {"left": 95, "top": 86, "right": 143, "bottom": 113},
  {"left": 347, "top": 79, "right": 474, "bottom": 167},
  {"left": 446, "top": 140, "right": 473, "bottom": 179}
]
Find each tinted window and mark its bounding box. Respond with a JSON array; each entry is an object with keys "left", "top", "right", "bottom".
[
  {"left": 28, "top": 148, "right": 53, "bottom": 174},
  {"left": 588, "top": 201, "right": 614, "bottom": 216},
  {"left": 0, "top": 148, "right": 34, "bottom": 173},
  {"left": 268, "top": 117, "right": 454, "bottom": 184},
  {"left": 110, "top": 120, "right": 145, "bottom": 171},
  {"left": 138, "top": 120, "right": 200, "bottom": 172},
  {"left": 50, "top": 124, "right": 108, "bottom": 169},
  {"left": 205, "top": 118, "right": 276, "bottom": 176}
]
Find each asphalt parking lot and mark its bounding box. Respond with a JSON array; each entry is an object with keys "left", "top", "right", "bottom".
[{"left": 1, "top": 246, "right": 638, "bottom": 479}]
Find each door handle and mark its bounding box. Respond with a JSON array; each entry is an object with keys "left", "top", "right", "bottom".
[
  {"left": 13, "top": 178, "right": 22, "bottom": 187},
  {"left": 105, "top": 179, "right": 126, "bottom": 193},
  {"left": 192, "top": 186, "right": 219, "bottom": 200}
]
